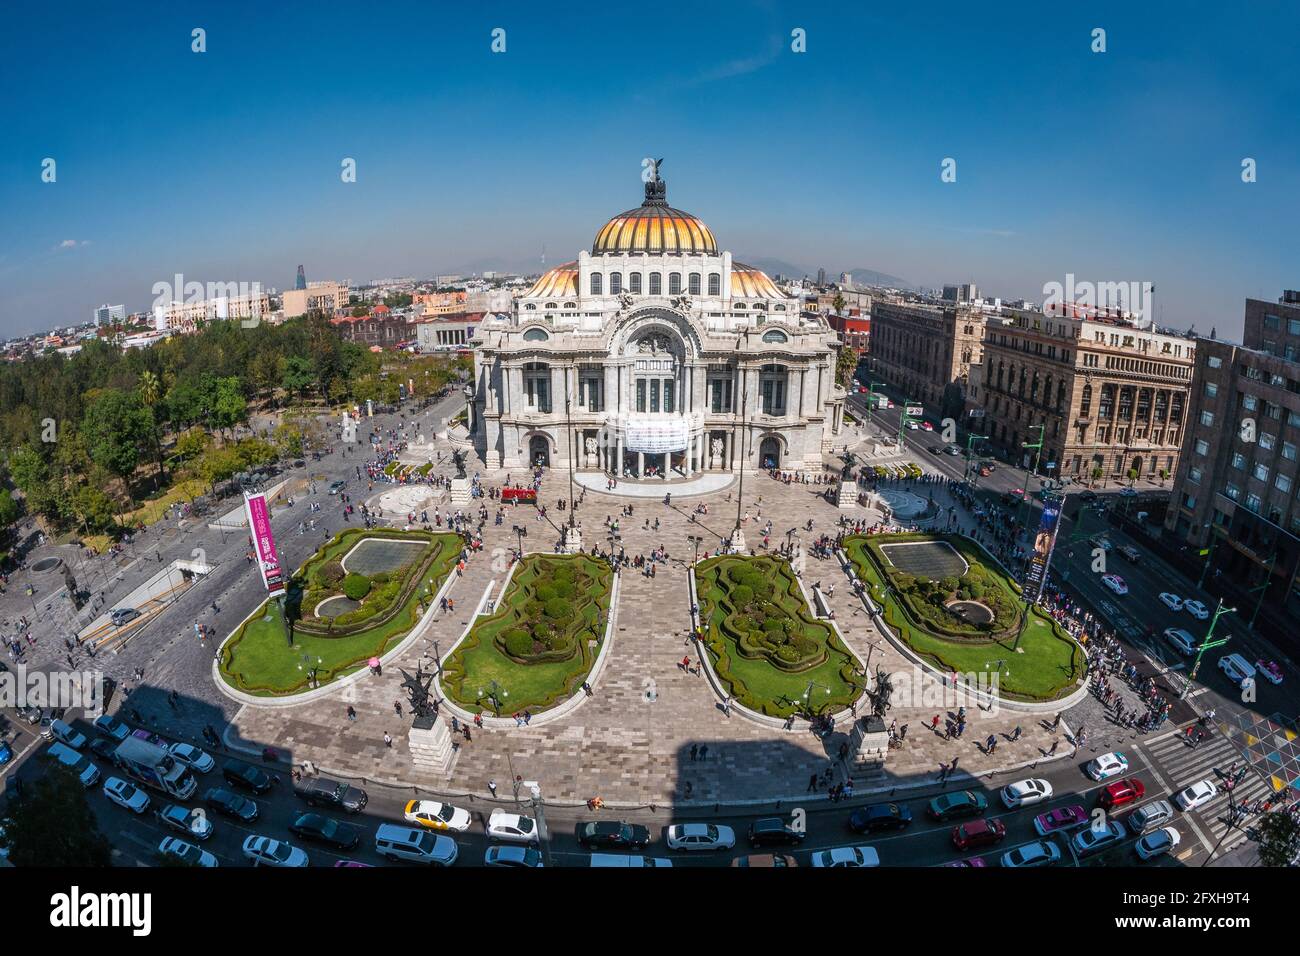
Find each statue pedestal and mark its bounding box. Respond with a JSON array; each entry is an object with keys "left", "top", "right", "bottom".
[
  {"left": 560, "top": 525, "right": 582, "bottom": 554},
  {"left": 449, "top": 477, "right": 472, "bottom": 505},
  {"left": 726, "top": 529, "right": 746, "bottom": 554},
  {"left": 408, "top": 716, "right": 457, "bottom": 776},
  {"left": 836, "top": 480, "right": 859, "bottom": 509},
  {"left": 849, "top": 715, "right": 889, "bottom": 773}
]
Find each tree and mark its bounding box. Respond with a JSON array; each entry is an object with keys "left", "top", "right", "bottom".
[
  {"left": 832, "top": 293, "right": 846, "bottom": 315},
  {"left": 1256, "top": 810, "right": 1300, "bottom": 866},
  {"left": 0, "top": 488, "right": 20, "bottom": 535},
  {"left": 1090, "top": 465, "right": 1104, "bottom": 488},
  {"left": 1158, "top": 467, "right": 1169, "bottom": 486},
  {"left": 81, "top": 389, "right": 152, "bottom": 505},
  {"left": 210, "top": 376, "right": 248, "bottom": 437},
  {"left": 1127, "top": 468, "right": 1138, "bottom": 487},
  {"left": 281, "top": 356, "right": 315, "bottom": 401},
  {"left": 835, "top": 345, "right": 857, "bottom": 389},
  {"left": 137, "top": 369, "right": 167, "bottom": 490},
  {"left": 0, "top": 765, "right": 113, "bottom": 866}
]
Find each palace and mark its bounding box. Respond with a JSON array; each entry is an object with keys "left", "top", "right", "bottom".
[{"left": 469, "top": 165, "right": 847, "bottom": 477}]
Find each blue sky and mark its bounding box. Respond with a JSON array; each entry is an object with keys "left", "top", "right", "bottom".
[{"left": 1, "top": 0, "right": 1297, "bottom": 338}]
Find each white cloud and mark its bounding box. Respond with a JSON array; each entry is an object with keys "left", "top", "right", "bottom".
[{"left": 56, "top": 239, "right": 90, "bottom": 250}]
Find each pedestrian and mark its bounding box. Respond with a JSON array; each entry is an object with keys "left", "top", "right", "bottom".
[
  {"left": 808, "top": 773, "right": 818, "bottom": 793},
  {"left": 690, "top": 744, "right": 698, "bottom": 762},
  {"left": 394, "top": 701, "right": 403, "bottom": 717},
  {"left": 346, "top": 705, "right": 356, "bottom": 721},
  {"left": 383, "top": 732, "right": 393, "bottom": 748},
  {"left": 1012, "top": 725, "right": 1022, "bottom": 741},
  {"left": 1048, "top": 738, "right": 1059, "bottom": 756},
  {"left": 488, "top": 779, "right": 498, "bottom": 797},
  {"left": 698, "top": 744, "right": 708, "bottom": 760},
  {"left": 931, "top": 714, "right": 941, "bottom": 732}
]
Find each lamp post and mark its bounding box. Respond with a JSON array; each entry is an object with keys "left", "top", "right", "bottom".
[
  {"left": 687, "top": 534, "right": 703, "bottom": 567},
  {"left": 731, "top": 378, "right": 749, "bottom": 551},
  {"left": 963, "top": 432, "right": 988, "bottom": 484},
  {"left": 1248, "top": 553, "right": 1276, "bottom": 629},
  {"left": 1182, "top": 598, "right": 1235, "bottom": 698},
  {"left": 801, "top": 680, "right": 832, "bottom": 718},
  {"left": 480, "top": 679, "right": 508, "bottom": 716},
  {"left": 1013, "top": 423, "right": 1045, "bottom": 532},
  {"left": 523, "top": 780, "right": 552, "bottom": 868},
  {"left": 511, "top": 524, "right": 528, "bottom": 561}
]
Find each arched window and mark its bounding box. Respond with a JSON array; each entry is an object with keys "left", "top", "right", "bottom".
[
  {"left": 669, "top": 272, "right": 682, "bottom": 295},
  {"left": 609, "top": 273, "right": 622, "bottom": 295},
  {"left": 562, "top": 302, "right": 576, "bottom": 309},
  {"left": 590, "top": 273, "right": 602, "bottom": 295},
  {"left": 762, "top": 329, "right": 788, "bottom": 344},
  {"left": 545, "top": 302, "right": 557, "bottom": 309},
  {"left": 707, "top": 273, "right": 721, "bottom": 296},
  {"left": 734, "top": 302, "right": 747, "bottom": 310},
  {"left": 688, "top": 272, "right": 701, "bottom": 295},
  {"left": 649, "top": 273, "right": 662, "bottom": 295},
  {"left": 774, "top": 304, "right": 786, "bottom": 311},
  {"left": 524, "top": 303, "right": 537, "bottom": 310},
  {"left": 629, "top": 272, "right": 642, "bottom": 294}
]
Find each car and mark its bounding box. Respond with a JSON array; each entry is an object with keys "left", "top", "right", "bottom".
[
  {"left": 1118, "top": 542, "right": 1143, "bottom": 561},
  {"left": 1257, "top": 659, "right": 1285, "bottom": 685},
  {"left": 1001, "top": 841, "right": 1061, "bottom": 868},
  {"left": 203, "top": 787, "right": 259, "bottom": 823},
  {"left": 327, "top": 481, "right": 346, "bottom": 495},
  {"left": 402, "top": 799, "right": 470, "bottom": 831},
  {"left": 487, "top": 810, "right": 540, "bottom": 845},
  {"left": 1091, "top": 536, "right": 1114, "bottom": 552},
  {"left": 168, "top": 742, "right": 215, "bottom": 774},
  {"left": 157, "top": 803, "right": 214, "bottom": 840},
  {"left": 158, "top": 837, "right": 218, "bottom": 868},
  {"left": 243, "top": 835, "right": 309, "bottom": 868},
  {"left": 927, "top": 790, "right": 988, "bottom": 821},
  {"left": 1163, "top": 628, "right": 1198, "bottom": 656},
  {"left": 1127, "top": 799, "right": 1176, "bottom": 835},
  {"left": 0, "top": 741, "right": 12, "bottom": 766},
  {"left": 484, "top": 845, "right": 545, "bottom": 868},
  {"left": 1086, "top": 751, "right": 1130, "bottom": 781},
  {"left": 289, "top": 812, "right": 362, "bottom": 850},
  {"left": 920, "top": 421, "right": 934, "bottom": 431},
  {"left": 577, "top": 820, "right": 652, "bottom": 850},
  {"left": 1135, "top": 826, "right": 1181, "bottom": 860},
  {"left": 1079, "top": 490, "right": 1098, "bottom": 502},
  {"left": 1159, "top": 592, "right": 1185, "bottom": 612},
  {"left": 296, "top": 777, "right": 368, "bottom": 812},
  {"left": 1119, "top": 486, "right": 1139, "bottom": 497},
  {"left": 1099, "top": 777, "right": 1147, "bottom": 810},
  {"left": 730, "top": 853, "right": 796, "bottom": 868},
  {"left": 374, "top": 824, "right": 458, "bottom": 865},
  {"left": 848, "top": 802, "right": 912, "bottom": 833},
  {"left": 44, "top": 718, "right": 87, "bottom": 750},
  {"left": 93, "top": 714, "right": 131, "bottom": 741},
  {"left": 1183, "top": 599, "right": 1210, "bottom": 620},
  {"left": 905, "top": 420, "right": 920, "bottom": 430},
  {"left": 1000, "top": 778, "right": 1054, "bottom": 809},
  {"left": 1073, "top": 821, "right": 1126, "bottom": 856},
  {"left": 810, "top": 846, "right": 880, "bottom": 868},
  {"left": 952, "top": 817, "right": 1007, "bottom": 851},
  {"left": 928, "top": 445, "right": 945, "bottom": 455},
  {"left": 222, "top": 759, "right": 273, "bottom": 794},
  {"left": 1101, "top": 574, "right": 1129, "bottom": 595},
  {"left": 109, "top": 608, "right": 141, "bottom": 626},
  {"left": 1174, "top": 779, "right": 1219, "bottom": 811},
  {"left": 1033, "top": 804, "right": 1088, "bottom": 837},
  {"left": 1218, "top": 653, "right": 1257, "bottom": 689},
  {"left": 942, "top": 856, "right": 989, "bottom": 868},
  {"left": 102, "top": 777, "right": 150, "bottom": 814},
  {"left": 945, "top": 445, "right": 963, "bottom": 456},
  {"left": 665, "top": 823, "right": 736, "bottom": 852}
]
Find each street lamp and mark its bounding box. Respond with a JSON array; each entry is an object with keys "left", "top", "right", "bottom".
[
  {"left": 480, "top": 679, "right": 508, "bottom": 716},
  {"left": 686, "top": 534, "right": 703, "bottom": 567},
  {"left": 1182, "top": 598, "right": 1236, "bottom": 698},
  {"left": 963, "top": 433, "right": 988, "bottom": 483},
  {"left": 801, "top": 680, "right": 832, "bottom": 717},
  {"left": 511, "top": 524, "right": 528, "bottom": 561}
]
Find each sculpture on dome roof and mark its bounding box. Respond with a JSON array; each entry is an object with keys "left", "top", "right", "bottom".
[{"left": 642, "top": 157, "right": 667, "bottom": 206}]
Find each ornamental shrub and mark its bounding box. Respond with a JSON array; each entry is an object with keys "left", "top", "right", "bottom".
[
  {"left": 731, "top": 585, "right": 754, "bottom": 607},
  {"left": 503, "top": 628, "right": 532, "bottom": 657},
  {"left": 342, "top": 573, "right": 371, "bottom": 600},
  {"left": 318, "top": 561, "right": 345, "bottom": 588}
]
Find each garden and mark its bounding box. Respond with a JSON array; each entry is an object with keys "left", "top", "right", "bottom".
[
  {"left": 218, "top": 528, "right": 461, "bottom": 696},
  {"left": 843, "top": 532, "right": 1084, "bottom": 702},
  {"left": 440, "top": 554, "right": 613, "bottom": 713},
  {"left": 694, "top": 555, "right": 863, "bottom": 718}
]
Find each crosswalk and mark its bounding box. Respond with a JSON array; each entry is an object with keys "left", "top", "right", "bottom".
[{"left": 1141, "top": 731, "right": 1275, "bottom": 856}]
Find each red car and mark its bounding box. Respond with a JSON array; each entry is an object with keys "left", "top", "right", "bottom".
[
  {"left": 1098, "top": 776, "right": 1146, "bottom": 810},
  {"left": 951, "top": 817, "right": 1007, "bottom": 851}
]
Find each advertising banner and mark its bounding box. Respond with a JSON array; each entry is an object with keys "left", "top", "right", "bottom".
[
  {"left": 1021, "top": 493, "right": 1063, "bottom": 603},
  {"left": 623, "top": 417, "right": 688, "bottom": 454},
  {"left": 244, "top": 492, "right": 285, "bottom": 597}
]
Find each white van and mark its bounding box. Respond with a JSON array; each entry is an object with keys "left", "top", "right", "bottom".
[
  {"left": 1218, "top": 654, "right": 1256, "bottom": 689},
  {"left": 589, "top": 853, "right": 673, "bottom": 868},
  {"left": 45, "top": 741, "right": 100, "bottom": 787},
  {"left": 374, "top": 823, "right": 458, "bottom": 865}
]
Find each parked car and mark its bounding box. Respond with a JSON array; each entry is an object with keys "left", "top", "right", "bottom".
[
  {"left": 402, "top": 799, "right": 469, "bottom": 831},
  {"left": 1099, "top": 777, "right": 1147, "bottom": 810},
  {"left": 487, "top": 810, "right": 540, "bottom": 845},
  {"left": 1000, "top": 778, "right": 1053, "bottom": 809},
  {"left": 243, "top": 835, "right": 309, "bottom": 868},
  {"left": 93, "top": 714, "right": 131, "bottom": 741},
  {"left": 1174, "top": 779, "right": 1219, "bottom": 812},
  {"left": 810, "top": 846, "right": 879, "bottom": 868},
  {"left": 1135, "top": 827, "right": 1181, "bottom": 860},
  {"left": 927, "top": 790, "right": 988, "bottom": 821},
  {"left": 203, "top": 787, "right": 259, "bottom": 823},
  {"left": 1127, "top": 799, "right": 1176, "bottom": 835},
  {"left": 485, "top": 845, "right": 544, "bottom": 868},
  {"left": 665, "top": 823, "right": 736, "bottom": 852},
  {"left": 1159, "top": 592, "right": 1185, "bottom": 612},
  {"left": 44, "top": 719, "right": 87, "bottom": 750},
  {"left": 296, "top": 777, "right": 368, "bottom": 813},
  {"left": 1163, "top": 628, "right": 1198, "bottom": 656},
  {"left": 1086, "top": 751, "right": 1130, "bottom": 781},
  {"left": 109, "top": 608, "right": 141, "bottom": 626},
  {"left": 222, "top": 759, "right": 273, "bottom": 794},
  {"left": 577, "top": 820, "right": 652, "bottom": 850},
  {"left": 168, "top": 743, "right": 215, "bottom": 773},
  {"left": 951, "top": 817, "right": 1007, "bottom": 852},
  {"left": 1183, "top": 599, "right": 1211, "bottom": 620},
  {"left": 157, "top": 803, "right": 214, "bottom": 840},
  {"left": 327, "top": 481, "right": 346, "bottom": 495},
  {"left": 848, "top": 802, "right": 912, "bottom": 833},
  {"left": 1033, "top": 805, "right": 1088, "bottom": 837},
  {"left": 1073, "top": 821, "right": 1126, "bottom": 857},
  {"left": 1000, "top": 841, "right": 1061, "bottom": 868},
  {"left": 374, "top": 824, "right": 458, "bottom": 865},
  {"left": 102, "top": 777, "right": 150, "bottom": 814},
  {"left": 44, "top": 742, "right": 99, "bottom": 787},
  {"left": 1218, "top": 654, "right": 1257, "bottom": 689},
  {"left": 158, "top": 837, "right": 218, "bottom": 868},
  {"left": 288, "top": 812, "right": 362, "bottom": 851}
]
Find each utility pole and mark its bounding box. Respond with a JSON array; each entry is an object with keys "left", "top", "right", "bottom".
[
  {"left": 1181, "top": 598, "right": 1236, "bottom": 699},
  {"left": 1013, "top": 423, "right": 1045, "bottom": 532},
  {"left": 1248, "top": 553, "right": 1276, "bottom": 628},
  {"left": 1197, "top": 525, "right": 1219, "bottom": 589},
  {"left": 525, "top": 781, "right": 552, "bottom": 868}
]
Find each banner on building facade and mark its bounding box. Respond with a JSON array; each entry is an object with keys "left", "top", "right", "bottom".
[
  {"left": 244, "top": 492, "right": 285, "bottom": 597},
  {"left": 1021, "top": 493, "right": 1063, "bottom": 604},
  {"left": 623, "top": 417, "right": 689, "bottom": 454}
]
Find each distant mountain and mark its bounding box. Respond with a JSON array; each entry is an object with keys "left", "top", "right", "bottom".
[
  {"left": 734, "top": 256, "right": 812, "bottom": 280},
  {"left": 837, "top": 268, "right": 914, "bottom": 290}
]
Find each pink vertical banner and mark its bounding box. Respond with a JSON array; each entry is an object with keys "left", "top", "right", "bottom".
[{"left": 244, "top": 492, "right": 285, "bottom": 597}]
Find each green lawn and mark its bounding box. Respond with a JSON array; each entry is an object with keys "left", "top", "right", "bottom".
[
  {"left": 843, "top": 532, "right": 1083, "bottom": 702},
  {"left": 441, "top": 554, "right": 612, "bottom": 713},
  {"left": 695, "top": 556, "right": 862, "bottom": 718},
  {"left": 218, "top": 529, "right": 461, "bottom": 696}
]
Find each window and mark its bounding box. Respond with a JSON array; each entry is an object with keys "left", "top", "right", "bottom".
[
  {"left": 629, "top": 272, "right": 642, "bottom": 294},
  {"left": 1207, "top": 356, "right": 1222, "bottom": 369},
  {"left": 1225, "top": 483, "right": 1241, "bottom": 501},
  {"left": 1253, "top": 463, "right": 1270, "bottom": 482},
  {"left": 708, "top": 273, "right": 720, "bottom": 296},
  {"left": 761, "top": 329, "right": 789, "bottom": 344},
  {"left": 1276, "top": 474, "right": 1292, "bottom": 494},
  {"left": 609, "top": 273, "right": 622, "bottom": 295},
  {"left": 522, "top": 327, "right": 549, "bottom": 342},
  {"left": 1284, "top": 442, "right": 1297, "bottom": 462},
  {"left": 1242, "top": 394, "right": 1258, "bottom": 412},
  {"left": 1264, "top": 313, "right": 1281, "bottom": 331},
  {"left": 1232, "top": 452, "right": 1246, "bottom": 470},
  {"left": 649, "top": 379, "right": 660, "bottom": 413},
  {"left": 1188, "top": 467, "right": 1202, "bottom": 483},
  {"left": 649, "top": 273, "right": 662, "bottom": 295},
  {"left": 1204, "top": 382, "right": 1218, "bottom": 398},
  {"left": 688, "top": 273, "right": 701, "bottom": 295},
  {"left": 709, "top": 377, "right": 733, "bottom": 413},
  {"left": 1195, "top": 439, "right": 1210, "bottom": 456},
  {"left": 1200, "top": 410, "right": 1214, "bottom": 427},
  {"left": 1246, "top": 492, "right": 1263, "bottom": 513},
  {"left": 663, "top": 380, "right": 674, "bottom": 414},
  {"left": 636, "top": 380, "right": 646, "bottom": 412},
  {"left": 1260, "top": 432, "right": 1276, "bottom": 451},
  {"left": 669, "top": 273, "right": 682, "bottom": 295}
]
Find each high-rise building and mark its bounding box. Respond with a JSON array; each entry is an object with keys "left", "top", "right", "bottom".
[
  {"left": 295, "top": 265, "right": 307, "bottom": 290},
  {"left": 282, "top": 281, "right": 350, "bottom": 318},
  {"left": 93, "top": 303, "right": 126, "bottom": 326},
  {"left": 942, "top": 284, "right": 979, "bottom": 303},
  {"left": 1165, "top": 290, "right": 1300, "bottom": 624},
  {"left": 816, "top": 267, "right": 827, "bottom": 287}
]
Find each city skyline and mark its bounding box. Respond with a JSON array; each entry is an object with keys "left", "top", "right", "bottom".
[{"left": 2, "top": 1, "right": 1298, "bottom": 338}]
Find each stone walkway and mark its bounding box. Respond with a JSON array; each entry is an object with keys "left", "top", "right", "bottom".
[{"left": 229, "top": 448, "right": 1077, "bottom": 807}]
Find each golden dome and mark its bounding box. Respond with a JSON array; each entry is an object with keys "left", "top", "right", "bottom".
[
  {"left": 592, "top": 167, "right": 717, "bottom": 256},
  {"left": 525, "top": 262, "right": 578, "bottom": 298},
  {"left": 730, "top": 263, "right": 781, "bottom": 298}
]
